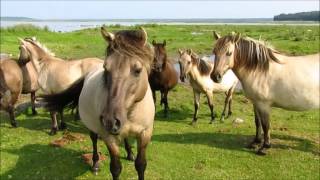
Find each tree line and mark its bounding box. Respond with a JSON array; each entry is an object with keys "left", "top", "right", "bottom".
[{"left": 274, "top": 11, "right": 319, "bottom": 21}]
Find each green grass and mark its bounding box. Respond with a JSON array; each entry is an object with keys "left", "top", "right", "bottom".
[{"left": 0, "top": 24, "right": 319, "bottom": 179}]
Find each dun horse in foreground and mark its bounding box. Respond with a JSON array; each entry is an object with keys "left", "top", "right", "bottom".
[
  {"left": 211, "top": 32, "right": 320, "bottom": 155},
  {"left": 18, "top": 37, "right": 103, "bottom": 135},
  {"left": 149, "top": 40, "right": 178, "bottom": 117},
  {"left": 178, "top": 49, "right": 238, "bottom": 124},
  {"left": 0, "top": 57, "right": 23, "bottom": 127},
  {"left": 39, "top": 27, "right": 155, "bottom": 180}
]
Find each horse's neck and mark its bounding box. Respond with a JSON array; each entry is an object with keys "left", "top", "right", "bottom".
[{"left": 188, "top": 65, "right": 203, "bottom": 82}]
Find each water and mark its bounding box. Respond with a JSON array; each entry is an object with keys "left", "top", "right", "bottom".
[
  {"left": 1, "top": 20, "right": 318, "bottom": 32},
  {"left": 0, "top": 21, "right": 148, "bottom": 32}
]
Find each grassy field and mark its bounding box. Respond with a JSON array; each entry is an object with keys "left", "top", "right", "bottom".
[{"left": 0, "top": 24, "right": 319, "bottom": 180}]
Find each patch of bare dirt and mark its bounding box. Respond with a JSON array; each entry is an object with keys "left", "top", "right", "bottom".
[
  {"left": 82, "top": 152, "right": 107, "bottom": 165},
  {"left": 49, "top": 131, "right": 85, "bottom": 147}
]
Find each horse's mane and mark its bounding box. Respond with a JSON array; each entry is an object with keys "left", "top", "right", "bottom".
[
  {"left": 190, "top": 51, "right": 212, "bottom": 76},
  {"left": 214, "top": 34, "right": 280, "bottom": 72},
  {"left": 24, "top": 37, "right": 55, "bottom": 57},
  {"left": 106, "top": 30, "right": 154, "bottom": 73}
]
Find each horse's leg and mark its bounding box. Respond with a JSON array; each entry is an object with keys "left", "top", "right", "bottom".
[
  {"left": 124, "top": 138, "right": 135, "bottom": 161},
  {"left": 226, "top": 87, "right": 235, "bottom": 118},
  {"left": 135, "top": 130, "right": 152, "bottom": 180},
  {"left": 255, "top": 104, "right": 271, "bottom": 155},
  {"left": 31, "top": 91, "right": 37, "bottom": 115},
  {"left": 163, "top": 90, "right": 169, "bottom": 118},
  {"left": 160, "top": 90, "right": 164, "bottom": 106},
  {"left": 90, "top": 131, "right": 99, "bottom": 175},
  {"left": 74, "top": 106, "right": 80, "bottom": 121},
  {"left": 49, "top": 111, "right": 58, "bottom": 135},
  {"left": 246, "top": 105, "right": 262, "bottom": 149},
  {"left": 206, "top": 92, "right": 215, "bottom": 124},
  {"left": 106, "top": 142, "right": 122, "bottom": 180},
  {"left": 220, "top": 93, "right": 229, "bottom": 122},
  {"left": 59, "top": 109, "right": 67, "bottom": 130},
  {"left": 152, "top": 90, "right": 156, "bottom": 105},
  {"left": 191, "top": 90, "right": 200, "bottom": 125},
  {"left": 8, "top": 105, "right": 17, "bottom": 127}
]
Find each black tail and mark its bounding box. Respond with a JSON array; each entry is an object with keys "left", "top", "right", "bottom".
[{"left": 37, "top": 77, "right": 85, "bottom": 112}]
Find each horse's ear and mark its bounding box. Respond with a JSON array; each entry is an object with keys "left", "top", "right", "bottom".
[
  {"left": 18, "top": 37, "right": 27, "bottom": 45},
  {"left": 233, "top": 33, "right": 241, "bottom": 43},
  {"left": 213, "top": 31, "right": 221, "bottom": 40},
  {"left": 178, "top": 49, "right": 183, "bottom": 56},
  {"left": 101, "top": 26, "right": 115, "bottom": 43},
  {"left": 186, "top": 49, "right": 192, "bottom": 55},
  {"left": 163, "top": 40, "right": 166, "bottom": 46},
  {"left": 139, "top": 27, "right": 148, "bottom": 46},
  {"left": 152, "top": 40, "right": 156, "bottom": 45}
]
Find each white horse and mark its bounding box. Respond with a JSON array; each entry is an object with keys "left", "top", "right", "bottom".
[
  {"left": 39, "top": 27, "right": 155, "bottom": 180},
  {"left": 18, "top": 37, "right": 103, "bottom": 135},
  {"left": 211, "top": 32, "right": 319, "bottom": 155},
  {"left": 178, "top": 49, "right": 239, "bottom": 124}
]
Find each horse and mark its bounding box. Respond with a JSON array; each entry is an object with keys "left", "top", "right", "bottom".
[
  {"left": 0, "top": 58, "right": 23, "bottom": 127},
  {"left": 18, "top": 37, "right": 103, "bottom": 135},
  {"left": 149, "top": 40, "right": 178, "bottom": 117},
  {"left": 18, "top": 58, "right": 39, "bottom": 115},
  {"left": 210, "top": 32, "right": 320, "bottom": 155},
  {"left": 38, "top": 27, "right": 155, "bottom": 180},
  {"left": 178, "top": 49, "right": 238, "bottom": 124}
]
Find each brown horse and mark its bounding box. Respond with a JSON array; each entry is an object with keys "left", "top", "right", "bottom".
[
  {"left": 18, "top": 58, "right": 39, "bottom": 115},
  {"left": 149, "top": 40, "right": 178, "bottom": 117},
  {"left": 38, "top": 27, "right": 155, "bottom": 180},
  {"left": 0, "top": 58, "right": 23, "bottom": 127}
]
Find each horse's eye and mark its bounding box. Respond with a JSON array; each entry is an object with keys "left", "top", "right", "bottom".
[
  {"left": 226, "top": 52, "right": 232, "bottom": 56},
  {"left": 187, "top": 61, "right": 191, "bottom": 64},
  {"left": 133, "top": 68, "right": 142, "bottom": 76}
]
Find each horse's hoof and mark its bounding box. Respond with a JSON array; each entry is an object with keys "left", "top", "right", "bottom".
[
  {"left": 127, "top": 154, "right": 135, "bottom": 161},
  {"left": 11, "top": 122, "right": 17, "bottom": 128},
  {"left": 263, "top": 143, "right": 271, "bottom": 149},
  {"left": 256, "top": 148, "right": 267, "bottom": 156},
  {"left": 246, "top": 143, "right": 258, "bottom": 149},
  {"left": 32, "top": 110, "right": 38, "bottom": 116},
  {"left": 59, "top": 122, "right": 67, "bottom": 130},
  {"left": 189, "top": 121, "right": 196, "bottom": 126},
  {"left": 49, "top": 128, "right": 58, "bottom": 136},
  {"left": 92, "top": 168, "right": 99, "bottom": 175}
]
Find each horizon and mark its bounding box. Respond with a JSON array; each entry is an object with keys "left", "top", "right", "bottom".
[{"left": 1, "top": 1, "right": 319, "bottom": 20}]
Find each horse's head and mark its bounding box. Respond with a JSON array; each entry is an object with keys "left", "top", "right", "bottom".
[
  {"left": 178, "top": 49, "right": 197, "bottom": 82},
  {"left": 152, "top": 40, "right": 167, "bottom": 72},
  {"left": 100, "top": 26, "right": 153, "bottom": 135},
  {"left": 18, "top": 37, "right": 54, "bottom": 66},
  {"left": 211, "top": 31, "right": 240, "bottom": 83}
]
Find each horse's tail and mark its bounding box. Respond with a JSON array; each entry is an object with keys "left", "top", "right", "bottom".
[{"left": 37, "top": 77, "right": 85, "bottom": 112}]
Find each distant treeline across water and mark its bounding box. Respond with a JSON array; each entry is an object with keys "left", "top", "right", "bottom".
[{"left": 274, "top": 11, "right": 320, "bottom": 21}]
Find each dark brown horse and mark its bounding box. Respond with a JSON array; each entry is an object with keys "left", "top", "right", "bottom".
[
  {"left": 0, "top": 58, "right": 23, "bottom": 127},
  {"left": 149, "top": 40, "right": 178, "bottom": 117}
]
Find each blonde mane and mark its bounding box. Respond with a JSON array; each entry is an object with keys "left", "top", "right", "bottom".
[
  {"left": 24, "top": 37, "right": 55, "bottom": 57},
  {"left": 214, "top": 34, "right": 280, "bottom": 72}
]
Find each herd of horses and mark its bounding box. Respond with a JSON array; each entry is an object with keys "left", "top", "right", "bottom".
[{"left": 0, "top": 27, "right": 319, "bottom": 180}]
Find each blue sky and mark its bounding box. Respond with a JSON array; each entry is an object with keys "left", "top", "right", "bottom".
[{"left": 1, "top": 1, "right": 319, "bottom": 19}]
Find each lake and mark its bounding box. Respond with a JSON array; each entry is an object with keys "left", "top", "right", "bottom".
[{"left": 1, "top": 20, "right": 318, "bottom": 32}]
